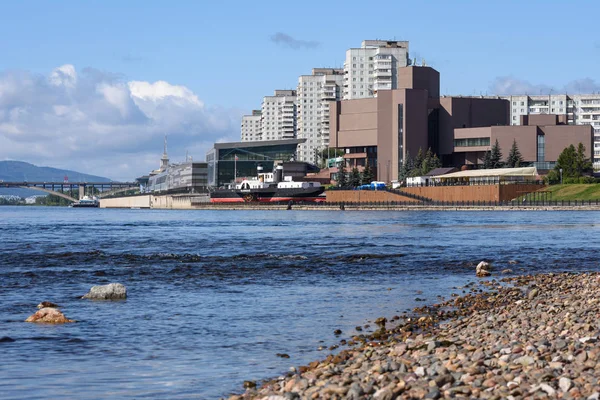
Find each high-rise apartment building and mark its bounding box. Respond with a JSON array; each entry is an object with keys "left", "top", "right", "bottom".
[
  {"left": 240, "top": 110, "right": 262, "bottom": 141},
  {"left": 503, "top": 94, "right": 600, "bottom": 167},
  {"left": 296, "top": 68, "right": 344, "bottom": 164},
  {"left": 261, "top": 90, "right": 297, "bottom": 141},
  {"left": 343, "top": 40, "right": 410, "bottom": 100}
]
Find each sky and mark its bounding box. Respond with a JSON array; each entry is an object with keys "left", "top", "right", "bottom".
[{"left": 0, "top": 0, "right": 599, "bottom": 180}]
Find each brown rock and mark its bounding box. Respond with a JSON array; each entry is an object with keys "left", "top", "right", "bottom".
[{"left": 25, "top": 308, "right": 74, "bottom": 324}]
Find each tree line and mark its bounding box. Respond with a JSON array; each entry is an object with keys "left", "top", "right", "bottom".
[{"left": 337, "top": 162, "right": 374, "bottom": 188}]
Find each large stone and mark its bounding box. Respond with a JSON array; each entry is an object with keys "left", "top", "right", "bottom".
[
  {"left": 82, "top": 283, "right": 127, "bottom": 300},
  {"left": 476, "top": 261, "right": 492, "bottom": 277},
  {"left": 25, "top": 307, "right": 74, "bottom": 324}
]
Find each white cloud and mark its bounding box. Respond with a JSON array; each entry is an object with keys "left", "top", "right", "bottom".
[{"left": 0, "top": 64, "right": 241, "bottom": 180}]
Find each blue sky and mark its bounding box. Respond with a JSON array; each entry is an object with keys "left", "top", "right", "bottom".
[{"left": 0, "top": 0, "right": 599, "bottom": 179}]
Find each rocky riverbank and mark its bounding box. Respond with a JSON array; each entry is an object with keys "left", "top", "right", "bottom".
[{"left": 229, "top": 272, "right": 600, "bottom": 399}]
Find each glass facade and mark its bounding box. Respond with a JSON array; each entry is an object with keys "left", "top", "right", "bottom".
[
  {"left": 537, "top": 134, "right": 545, "bottom": 162},
  {"left": 208, "top": 143, "right": 300, "bottom": 187},
  {"left": 453, "top": 137, "right": 491, "bottom": 147}
]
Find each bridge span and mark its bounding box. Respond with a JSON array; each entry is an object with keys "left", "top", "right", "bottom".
[{"left": 0, "top": 181, "right": 139, "bottom": 202}]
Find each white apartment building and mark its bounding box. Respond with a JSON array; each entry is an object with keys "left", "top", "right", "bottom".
[
  {"left": 297, "top": 68, "right": 344, "bottom": 164},
  {"left": 240, "top": 110, "right": 262, "bottom": 141},
  {"left": 343, "top": 40, "right": 410, "bottom": 100},
  {"left": 504, "top": 94, "right": 600, "bottom": 167},
  {"left": 261, "top": 90, "right": 297, "bottom": 141}
]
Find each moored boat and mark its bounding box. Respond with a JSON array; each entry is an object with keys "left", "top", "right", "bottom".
[
  {"left": 71, "top": 196, "right": 100, "bottom": 208},
  {"left": 210, "top": 164, "right": 325, "bottom": 203}
]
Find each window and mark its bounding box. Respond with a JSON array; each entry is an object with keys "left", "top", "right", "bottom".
[
  {"left": 453, "top": 137, "right": 491, "bottom": 147},
  {"left": 512, "top": 101, "right": 516, "bottom": 106},
  {"left": 537, "top": 134, "right": 545, "bottom": 162},
  {"left": 513, "top": 116, "right": 516, "bottom": 120},
  {"left": 521, "top": 102, "right": 525, "bottom": 106}
]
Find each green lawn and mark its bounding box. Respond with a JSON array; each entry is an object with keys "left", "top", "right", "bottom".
[{"left": 539, "top": 184, "right": 600, "bottom": 201}]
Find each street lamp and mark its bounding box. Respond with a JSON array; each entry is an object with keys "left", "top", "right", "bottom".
[{"left": 559, "top": 168, "right": 563, "bottom": 185}]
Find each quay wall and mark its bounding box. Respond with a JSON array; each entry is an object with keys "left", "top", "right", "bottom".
[
  {"left": 326, "top": 190, "right": 420, "bottom": 203},
  {"left": 101, "top": 194, "right": 210, "bottom": 209},
  {"left": 403, "top": 184, "right": 545, "bottom": 202},
  {"left": 100, "top": 195, "right": 151, "bottom": 209}
]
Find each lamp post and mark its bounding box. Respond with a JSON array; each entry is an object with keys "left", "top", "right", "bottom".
[{"left": 559, "top": 168, "right": 563, "bottom": 185}]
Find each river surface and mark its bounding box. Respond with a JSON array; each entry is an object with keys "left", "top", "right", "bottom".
[{"left": 1, "top": 207, "right": 600, "bottom": 399}]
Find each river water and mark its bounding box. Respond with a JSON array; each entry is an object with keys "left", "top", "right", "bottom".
[{"left": 1, "top": 207, "right": 600, "bottom": 399}]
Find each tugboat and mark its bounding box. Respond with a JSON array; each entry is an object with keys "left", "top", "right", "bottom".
[
  {"left": 70, "top": 196, "right": 100, "bottom": 208},
  {"left": 210, "top": 164, "right": 325, "bottom": 203}
]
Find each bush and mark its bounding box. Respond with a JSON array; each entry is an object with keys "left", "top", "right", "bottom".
[{"left": 545, "top": 170, "right": 560, "bottom": 185}]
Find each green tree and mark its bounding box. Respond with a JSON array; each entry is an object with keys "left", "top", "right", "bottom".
[
  {"left": 421, "top": 148, "right": 433, "bottom": 175},
  {"left": 399, "top": 151, "right": 412, "bottom": 182},
  {"left": 506, "top": 139, "right": 524, "bottom": 168},
  {"left": 431, "top": 153, "right": 442, "bottom": 170},
  {"left": 555, "top": 144, "right": 577, "bottom": 178},
  {"left": 349, "top": 167, "right": 361, "bottom": 187},
  {"left": 337, "top": 162, "right": 348, "bottom": 188},
  {"left": 413, "top": 148, "right": 424, "bottom": 174},
  {"left": 575, "top": 143, "right": 592, "bottom": 176},
  {"left": 490, "top": 139, "right": 503, "bottom": 168},
  {"left": 482, "top": 151, "right": 492, "bottom": 169},
  {"left": 362, "top": 161, "right": 374, "bottom": 184}
]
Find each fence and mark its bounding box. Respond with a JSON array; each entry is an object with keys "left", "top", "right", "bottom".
[{"left": 196, "top": 199, "right": 600, "bottom": 209}]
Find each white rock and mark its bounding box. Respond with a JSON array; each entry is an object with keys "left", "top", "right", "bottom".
[
  {"left": 559, "top": 377, "right": 573, "bottom": 393},
  {"left": 540, "top": 383, "right": 556, "bottom": 396},
  {"left": 476, "top": 261, "right": 492, "bottom": 277},
  {"left": 414, "top": 366, "right": 426, "bottom": 377},
  {"left": 82, "top": 283, "right": 127, "bottom": 300}
]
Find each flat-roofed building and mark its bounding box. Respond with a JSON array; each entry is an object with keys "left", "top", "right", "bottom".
[
  {"left": 453, "top": 114, "right": 593, "bottom": 170},
  {"left": 330, "top": 66, "right": 509, "bottom": 182},
  {"left": 241, "top": 110, "right": 262, "bottom": 141},
  {"left": 206, "top": 138, "right": 320, "bottom": 187}
]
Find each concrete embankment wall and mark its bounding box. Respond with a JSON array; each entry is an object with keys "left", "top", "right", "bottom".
[
  {"left": 101, "top": 194, "right": 210, "bottom": 209},
  {"left": 403, "top": 184, "right": 545, "bottom": 202},
  {"left": 326, "top": 190, "right": 420, "bottom": 203},
  {"left": 100, "top": 195, "right": 151, "bottom": 208}
]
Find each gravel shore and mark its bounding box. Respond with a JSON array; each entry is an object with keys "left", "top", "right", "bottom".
[{"left": 229, "top": 272, "right": 600, "bottom": 399}]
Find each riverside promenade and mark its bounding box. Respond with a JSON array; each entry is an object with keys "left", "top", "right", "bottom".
[{"left": 230, "top": 272, "right": 600, "bottom": 399}]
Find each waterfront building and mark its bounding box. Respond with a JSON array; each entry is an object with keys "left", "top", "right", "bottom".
[
  {"left": 296, "top": 68, "right": 344, "bottom": 165},
  {"left": 146, "top": 162, "right": 209, "bottom": 193},
  {"left": 206, "top": 138, "right": 320, "bottom": 187},
  {"left": 343, "top": 40, "right": 410, "bottom": 100},
  {"left": 261, "top": 90, "right": 297, "bottom": 141},
  {"left": 331, "top": 66, "right": 593, "bottom": 182},
  {"left": 331, "top": 66, "right": 509, "bottom": 182},
  {"left": 241, "top": 110, "right": 262, "bottom": 141},
  {"left": 502, "top": 94, "right": 600, "bottom": 168},
  {"left": 453, "top": 114, "right": 593, "bottom": 169},
  {"left": 144, "top": 137, "right": 208, "bottom": 193}
]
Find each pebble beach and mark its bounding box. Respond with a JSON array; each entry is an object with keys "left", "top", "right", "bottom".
[{"left": 230, "top": 272, "right": 600, "bottom": 400}]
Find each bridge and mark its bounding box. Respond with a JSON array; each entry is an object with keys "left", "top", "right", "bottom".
[{"left": 0, "top": 181, "right": 139, "bottom": 202}]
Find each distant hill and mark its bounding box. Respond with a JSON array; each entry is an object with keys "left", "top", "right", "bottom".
[
  {"left": 0, "top": 161, "right": 111, "bottom": 182},
  {"left": 0, "top": 161, "right": 111, "bottom": 198}
]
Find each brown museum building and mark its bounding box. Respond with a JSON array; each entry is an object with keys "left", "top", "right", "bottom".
[{"left": 330, "top": 66, "right": 593, "bottom": 182}]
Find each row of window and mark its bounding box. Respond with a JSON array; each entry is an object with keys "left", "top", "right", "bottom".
[{"left": 454, "top": 137, "right": 491, "bottom": 147}]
